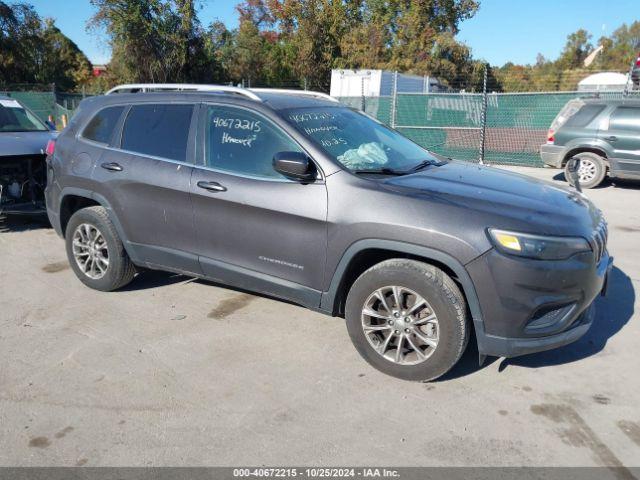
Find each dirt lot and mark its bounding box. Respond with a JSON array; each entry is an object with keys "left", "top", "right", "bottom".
[{"left": 0, "top": 166, "right": 639, "bottom": 468}]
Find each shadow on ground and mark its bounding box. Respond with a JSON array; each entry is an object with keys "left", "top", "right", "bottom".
[
  {"left": 119, "top": 269, "right": 191, "bottom": 291},
  {"left": 0, "top": 214, "right": 50, "bottom": 233},
  {"left": 438, "top": 266, "right": 635, "bottom": 381},
  {"left": 551, "top": 172, "right": 640, "bottom": 190},
  {"left": 120, "top": 269, "right": 300, "bottom": 308}
]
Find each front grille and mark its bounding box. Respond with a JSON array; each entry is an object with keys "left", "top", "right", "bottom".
[{"left": 591, "top": 219, "right": 608, "bottom": 263}]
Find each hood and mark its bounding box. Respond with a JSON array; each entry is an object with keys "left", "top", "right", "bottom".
[
  {"left": 0, "top": 131, "right": 57, "bottom": 157},
  {"left": 382, "top": 160, "right": 602, "bottom": 237}
]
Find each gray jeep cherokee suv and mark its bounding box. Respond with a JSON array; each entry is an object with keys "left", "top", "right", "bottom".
[{"left": 45, "top": 85, "right": 612, "bottom": 381}]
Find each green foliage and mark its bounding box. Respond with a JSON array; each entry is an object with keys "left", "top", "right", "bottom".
[
  {"left": 88, "top": 0, "right": 222, "bottom": 85},
  {"left": 0, "top": 1, "right": 91, "bottom": 89},
  {"left": 4, "top": 0, "right": 640, "bottom": 93},
  {"left": 88, "top": 0, "right": 481, "bottom": 90}
]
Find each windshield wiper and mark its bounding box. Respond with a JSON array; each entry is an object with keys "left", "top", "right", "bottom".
[
  {"left": 352, "top": 167, "right": 408, "bottom": 175},
  {"left": 0, "top": 129, "right": 45, "bottom": 133},
  {"left": 352, "top": 158, "right": 444, "bottom": 176},
  {"left": 407, "top": 160, "right": 435, "bottom": 172}
]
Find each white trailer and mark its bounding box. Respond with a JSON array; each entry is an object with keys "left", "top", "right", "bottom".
[{"left": 330, "top": 69, "right": 445, "bottom": 97}]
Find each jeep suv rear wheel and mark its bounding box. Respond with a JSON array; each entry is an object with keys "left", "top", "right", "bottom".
[
  {"left": 65, "top": 206, "right": 136, "bottom": 291},
  {"left": 345, "top": 259, "right": 469, "bottom": 381}
]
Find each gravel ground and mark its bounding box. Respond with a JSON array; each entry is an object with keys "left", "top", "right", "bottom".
[{"left": 0, "top": 166, "right": 639, "bottom": 469}]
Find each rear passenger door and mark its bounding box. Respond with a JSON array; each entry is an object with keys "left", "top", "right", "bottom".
[
  {"left": 190, "top": 104, "right": 328, "bottom": 306},
  {"left": 600, "top": 106, "right": 640, "bottom": 177},
  {"left": 91, "top": 102, "right": 201, "bottom": 274}
]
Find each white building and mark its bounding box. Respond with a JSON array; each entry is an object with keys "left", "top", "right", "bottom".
[
  {"left": 330, "top": 69, "right": 446, "bottom": 97},
  {"left": 577, "top": 72, "right": 629, "bottom": 92}
]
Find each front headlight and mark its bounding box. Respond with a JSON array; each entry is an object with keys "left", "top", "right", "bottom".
[{"left": 488, "top": 229, "right": 591, "bottom": 260}]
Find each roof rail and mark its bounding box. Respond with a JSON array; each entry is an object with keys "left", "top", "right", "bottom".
[
  {"left": 104, "top": 84, "right": 339, "bottom": 103},
  {"left": 249, "top": 88, "right": 339, "bottom": 103},
  {"left": 105, "top": 83, "right": 262, "bottom": 101}
]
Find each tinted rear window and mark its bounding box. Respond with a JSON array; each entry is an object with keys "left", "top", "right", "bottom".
[
  {"left": 564, "top": 104, "right": 605, "bottom": 128},
  {"left": 82, "top": 106, "right": 124, "bottom": 144},
  {"left": 121, "top": 104, "right": 194, "bottom": 162},
  {"left": 609, "top": 107, "right": 640, "bottom": 133}
]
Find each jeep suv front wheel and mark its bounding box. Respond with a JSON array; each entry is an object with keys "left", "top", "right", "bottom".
[
  {"left": 65, "top": 206, "right": 136, "bottom": 291},
  {"left": 345, "top": 259, "right": 469, "bottom": 381}
]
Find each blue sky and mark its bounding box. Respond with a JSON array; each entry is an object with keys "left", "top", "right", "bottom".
[{"left": 26, "top": 0, "right": 639, "bottom": 66}]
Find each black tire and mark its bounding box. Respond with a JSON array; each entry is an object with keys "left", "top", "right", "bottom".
[
  {"left": 345, "top": 259, "right": 469, "bottom": 381},
  {"left": 65, "top": 206, "right": 136, "bottom": 291},
  {"left": 564, "top": 152, "right": 606, "bottom": 189}
]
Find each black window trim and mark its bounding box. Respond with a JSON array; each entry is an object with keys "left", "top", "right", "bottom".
[{"left": 195, "top": 101, "right": 325, "bottom": 183}]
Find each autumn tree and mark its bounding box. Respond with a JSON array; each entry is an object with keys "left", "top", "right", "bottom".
[
  {"left": 599, "top": 21, "right": 640, "bottom": 71},
  {"left": 0, "top": 1, "right": 91, "bottom": 89},
  {"left": 38, "top": 19, "right": 93, "bottom": 90},
  {"left": 89, "top": 0, "right": 219, "bottom": 84}
]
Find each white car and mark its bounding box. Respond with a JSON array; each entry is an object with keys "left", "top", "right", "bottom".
[{"left": 0, "top": 96, "right": 57, "bottom": 216}]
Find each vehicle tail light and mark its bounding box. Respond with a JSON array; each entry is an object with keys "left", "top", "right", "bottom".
[
  {"left": 636, "top": 53, "right": 640, "bottom": 66},
  {"left": 547, "top": 129, "right": 555, "bottom": 144},
  {"left": 45, "top": 139, "right": 56, "bottom": 156}
]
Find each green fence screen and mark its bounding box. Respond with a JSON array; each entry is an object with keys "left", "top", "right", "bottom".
[
  {"left": 3, "top": 89, "right": 637, "bottom": 168},
  {"left": 339, "top": 91, "right": 640, "bottom": 167},
  {"left": 0, "top": 91, "right": 57, "bottom": 122},
  {"left": 0, "top": 90, "right": 89, "bottom": 127}
]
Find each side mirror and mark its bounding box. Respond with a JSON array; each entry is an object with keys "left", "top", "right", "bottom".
[
  {"left": 566, "top": 157, "right": 582, "bottom": 193},
  {"left": 273, "top": 151, "right": 316, "bottom": 181}
]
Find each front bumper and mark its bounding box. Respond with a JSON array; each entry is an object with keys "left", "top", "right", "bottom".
[
  {"left": 475, "top": 302, "right": 595, "bottom": 357},
  {"left": 467, "top": 248, "right": 612, "bottom": 358},
  {"left": 540, "top": 144, "right": 566, "bottom": 168}
]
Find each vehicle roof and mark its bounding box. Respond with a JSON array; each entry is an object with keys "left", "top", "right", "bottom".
[
  {"left": 81, "top": 90, "right": 342, "bottom": 112},
  {"left": 580, "top": 96, "right": 640, "bottom": 106}
]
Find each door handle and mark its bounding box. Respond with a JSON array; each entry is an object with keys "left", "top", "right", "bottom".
[
  {"left": 197, "top": 180, "right": 227, "bottom": 192},
  {"left": 101, "top": 162, "right": 123, "bottom": 172},
  {"left": 605, "top": 136, "right": 618, "bottom": 142}
]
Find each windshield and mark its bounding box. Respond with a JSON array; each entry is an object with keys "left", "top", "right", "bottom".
[
  {"left": 0, "top": 99, "right": 48, "bottom": 132},
  {"left": 282, "top": 106, "right": 439, "bottom": 172}
]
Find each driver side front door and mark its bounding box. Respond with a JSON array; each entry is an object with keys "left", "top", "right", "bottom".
[{"left": 190, "top": 104, "right": 328, "bottom": 307}]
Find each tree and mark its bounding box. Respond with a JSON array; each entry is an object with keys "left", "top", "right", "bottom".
[
  {"left": 0, "top": 1, "right": 40, "bottom": 84},
  {"left": 38, "top": 19, "right": 92, "bottom": 90},
  {"left": 266, "top": 0, "right": 355, "bottom": 89},
  {"left": 599, "top": 21, "right": 640, "bottom": 71},
  {"left": 89, "top": 0, "right": 217, "bottom": 83},
  {"left": 556, "top": 29, "right": 593, "bottom": 70},
  {"left": 1, "top": 1, "right": 91, "bottom": 89},
  {"left": 220, "top": 18, "right": 265, "bottom": 86},
  {"left": 264, "top": 0, "right": 480, "bottom": 89}
]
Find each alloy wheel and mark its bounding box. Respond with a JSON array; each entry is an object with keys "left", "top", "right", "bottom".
[
  {"left": 72, "top": 223, "right": 109, "bottom": 280},
  {"left": 576, "top": 158, "right": 597, "bottom": 183},
  {"left": 361, "top": 285, "right": 439, "bottom": 365}
]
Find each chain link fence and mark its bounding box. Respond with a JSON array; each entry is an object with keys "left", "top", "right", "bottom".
[
  {"left": 0, "top": 90, "right": 56, "bottom": 122},
  {"left": 4, "top": 81, "right": 639, "bottom": 167},
  {"left": 338, "top": 89, "right": 640, "bottom": 167},
  {"left": 0, "top": 86, "right": 91, "bottom": 126}
]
